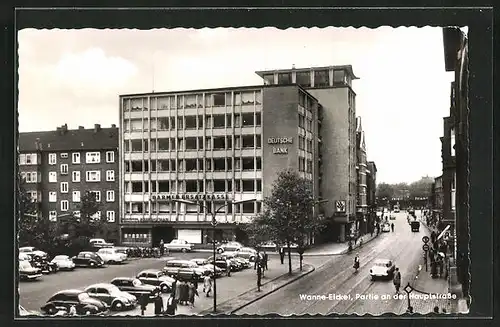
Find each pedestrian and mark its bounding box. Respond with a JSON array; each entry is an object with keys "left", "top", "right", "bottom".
[
  {"left": 391, "top": 223, "right": 395, "bottom": 232},
  {"left": 393, "top": 267, "right": 401, "bottom": 293},
  {"left": 263, "top": 251, "right": 269, "bottom": 270},
  {"left": 188, "top": 281, "right": 199, "bottom": 307},
  {"left": 154, "top": 292, "right": 164, "bottom": 315},
  {"left": 203, "top": 272, "right": 212, "bottom": 297},
  {"left": 254, "top": 253, "right": 261, "bottom": 270},
  {"left": 442, "top": 308, "right": 447, "bottom": 314},
  {"left": 174, "top": 278, "right": 181, "bottom": 303},
  {"left": 159, "top": 239, "right": 164, "bottom": 256},
  {"left": 179, "top": 280, "right": 189, "bottom": 305},
  {"left": 279, "top": 247, "right": 285, "bottom": 264},
  {"left": 226, "top": 257, "right": 232, "bottom": 277},
  {"left": 164, "top": 295, "right": 177, "bottom": 315}
]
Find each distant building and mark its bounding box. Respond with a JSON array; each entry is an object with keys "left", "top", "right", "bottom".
[
  {"left": 18, "top": 124, "right": 120, "bottom": 242},
  {"left": 355, "top": 117, "right": 368, "bottom": 235}
]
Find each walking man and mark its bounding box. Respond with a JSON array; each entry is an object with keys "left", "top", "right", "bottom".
[
  {"left": 279, "top": 246, "right": 285, "bottom": 264},
  {"left": 393, "top": 267, "right": 402, "bottom": 293},
  {"left": 203, "top": 272, "right": 212, "bottom": 297},
  {"left": 391, "top": 223, "right": 395, "bottom": 232},
  {"left": 263, "top": 251, "right": 269, "bottom": 270},
  {"left": 159, "top": 239, "right": 164, "bottom": 256}
]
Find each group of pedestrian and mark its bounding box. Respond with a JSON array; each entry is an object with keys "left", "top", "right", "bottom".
[{"left": 173, "top": 278, "right": 199, "bottom": 307}]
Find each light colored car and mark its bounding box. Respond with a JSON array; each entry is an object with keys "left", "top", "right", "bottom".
[
  {"left": 19, "top": 260, "right": 42, "bottom": 280},
  {"left": 382, "top": 224, "right": 391, "bottom": 232},
  {"left": 216, "top": 241, "right": 244, "bottom": 254},
  {"left": 19, "top": 253, "right": 32, "bottom": 261},
  {"left": 89, "top": 238, "right": 114, "bottom": 248},
  {"left": 201, "top": 264, "right": 224, "bottom": 277},
  {"left": 96, "top": 248, "right": 127, "bottom": 264},
  {"left": 235, "top": 247, "right": 258, "bottom": 262},
  {"left": 85, "top": 283, "right": 137, "bottom": 311},
  {"left": 50, "top": 255, "right": 76, "bottom": 271},
  {"left": 19, "top": 246, "right": 48, "bottom": 259},
  {"left": 165, "top": 239, "right": 193, "bottom": 252},
  {"left": 190, "top": 258, "right": 208, "bottom": 266},
  {"left": 261, "top": 241, "right": 298, "bottom": 250},
  {"left": 370, "top": 259, "right": 395, "bottom": 280},
  {"left": 136, "top": 270, "right": 175, "bottom": 292}
]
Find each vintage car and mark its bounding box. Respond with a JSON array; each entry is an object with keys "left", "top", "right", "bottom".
[
  {"left": 40, "top": 290, "right": 108, "bottom": 316},
  {"left": 216, "top": 241, "right": 243, "bottom": 254},
  {"left": 200, "top": 264, "right": 224, "bottom": 277},
  {"left": 411, "top": 221, "right": 421, "bottom": 232},
  {"left": 31, "top": 255, "right": 59, "bottom": 274},
  {"left": 50, "top": 255, "right": 76, "bottom": 271},
  {"left": 190, "top": 258, "right": 208, "bottom": 266},
  {"left": 369, "top": 259, "right": 396, "bottom": 280},
  {"left": 89, "top": 238, "right": 114, "bottom": 248},
  {"left": 207, "top": 255, "right": 241, "bottom": 272},
  {"left": 84, "top": 283, "right": 137, "bottom": 311},
  {"left": 110, "top": 277, "right": 161, "bottom": 302},
  {"left": 382, "top": 223, "right": 391, "bottom": 232},
  {"left": 72, "top": 252, "right": 105, "bottom": 268},
  {"left": 163, "top": 260, "right": 205, "bottom": 281},
  {"left": 136, "top": 269, "right": 175, "bottom": 292},
  {"left": 19, "top": 246, "right": 48, "bottom": 259},
  {"left": 164, "top": 239, "right": 193, "bottom": 252},
  {"left": 113, "top": 246, "right": 130, "bottom": 256},
  {"left": 19, "top": 260, "right": 42, "bottom": 281},
  {"left": 260, "top": 241, "right": 299, "bottom": 251},
  {"left": 19, "top": 253, "right": 32, "bottom": 261},
  {"left": 235, "top": 247, "right": 258, "bottom": 262},
  {"left": 96, "top": 248, "right": 127, "bottom": 264}
]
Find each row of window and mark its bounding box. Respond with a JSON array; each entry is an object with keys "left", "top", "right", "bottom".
[
  {"left": 19, "top": 153, "right": 40, "bottom": 165},
  {"left": 124, "top": 135, "right": 263, "bottom": 152},
  {"left": 298, "top": 158, "right": 314, "bottom": 173},
  {"left": 125, "top": 201, "right": 262, "bottom": 214},
  {"left": 125, "top": 179, "right": 263, "bottom": 193},
  {"left": 125, "top": 157, "right": 262, "bottom": 173},
  {"left": 298, "top": 136, "right": 314, "bottom": 153},
  {"left": 124, "top": 91, "right": 262, "bottom": 112},
  {"left": 298, "top": 114, "right": 313, "bottom": 133},
  {"left": 48, "top": 190, "right": 115, "bottom": 203},
  {"left": 46, "top": 151, "right": 115, "bottom": 165},
  {"left": 48, "top": 210, "right": 115, "bottom": 222},
  {"left": 124, "top": 113, "right": 262, "bottom": 132},
  {"left": 264, "top": 69, "right": 349, "bottom": 88},
  {"left": 45, "top": 170, "right": 115, "bottom": 183}
]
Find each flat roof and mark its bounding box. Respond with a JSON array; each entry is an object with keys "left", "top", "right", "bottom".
[{"left": 255, "top": 65, "right": 360, "bottom": 80}]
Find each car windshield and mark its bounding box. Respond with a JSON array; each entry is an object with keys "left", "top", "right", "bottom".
[
  {"left": 375, "top": 261, "right": 389, "bottom": 267},
  {"left": 77, "top": 293, "right": 90, "bottom": 301},
  {"left": 224, "top": 246, "right": 239, "bottom": 251},
  {"left": 54, "top": 256, "right": 68, "bottom": 260}
]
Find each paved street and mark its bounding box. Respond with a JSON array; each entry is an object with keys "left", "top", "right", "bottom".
[{"left": 235, "top": 211, "right": 445, "bottom": 315}]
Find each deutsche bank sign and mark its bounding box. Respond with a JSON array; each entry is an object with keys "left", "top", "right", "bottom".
[{"left": 151, "top": 194, "right": 230, "bottom": 201}]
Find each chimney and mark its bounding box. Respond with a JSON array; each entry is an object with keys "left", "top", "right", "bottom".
[
  {"left": 94, "top": 124, "right": 101, "bottom": 132},
  {"left": 78, "top": 126, "right": 84, "bottom": 130},
  {"left": 292, "top": 64, "right": 296, "bottom": 69},
  {"left": 62, "top": 124, "right": 68, "bottom": 133}
]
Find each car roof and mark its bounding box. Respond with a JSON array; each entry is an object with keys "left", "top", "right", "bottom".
[
  {"left": 112, "top": 277, "right": 134, "bottom": 281},
  {"left": 79, "top": 251, "right": 96, "bottom": 255},
  {"left": 52, "top": 289, "right": 83, "bottom": 296},
  {"left": 140, "top": 269, "right": 161, "bottom": 273},
  {"left": 375, "top": 259, "right": 391, "bottom": 263},
  {"left": 86, "top": 283, "right": 116, "bottom": 289},
  {"left": 53, "top": 255, "right": 69, "bottom": 258}
]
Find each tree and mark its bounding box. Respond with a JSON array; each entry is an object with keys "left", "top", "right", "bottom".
[
  {"left": 376, "top": 183, "right": 395, "bottom": 200},
  {"left": 250, "top": 169, "right": 326, "bottom": 275}
]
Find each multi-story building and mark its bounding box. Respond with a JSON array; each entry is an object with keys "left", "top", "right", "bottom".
[
  {"left": 118, "top": 84, "right": 322, "bottom": 247},
  {"left": 255, "top": 65, "right": 359, "bottom": 242},
  {"left": 19, "top": 124, "right": 120, "bottom": 242},
  {"left": 443, "top": 26, "right": 469, "bottom": 299},
  {"left": 432, "top": 175, "right": 443, "bottom": 226},
  {"left": 440, "top": 114, "right": 456, "bottom": 230},
  {"left": 366, "top": 161, "right": 377, "bottom": 231},
  {"left": 355, "top": 117, "right": 368, "bottom": 235}
]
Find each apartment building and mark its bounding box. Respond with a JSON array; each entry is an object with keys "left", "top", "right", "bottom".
[
  {"left": 366, "top": 161, "right": 377, "bottom": 232},
  {"left": 119, "top": 84, "right": 322, "bottom": 246},
  {"left": 255, "top": 65, "right": 359, "bottom": 242},
  {"left": 355, "top": 117, "right": 368, "bottom": 235},
  {"left": 18, "top": 124, "right": 120, "bottom": 242}
]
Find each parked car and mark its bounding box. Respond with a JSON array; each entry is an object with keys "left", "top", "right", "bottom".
[
  {"left": 207, "top": 255, "right": 239, "bottom": 272},
  {"left": 50, "top": 255, "right": 76, "bottom": 271},
  {"left": 233, "top": 256, "right": 251, "bottom": 269},
  {"left": 235, "top": 247, "right": 258, "bottom": 262},
  {"left": 190, "top": 258, "right": 208, "bottom": 266},
  {"left": 19, "top": 260, "right": 42, "bottom": 281},
  {"left": 260, "top": 241, "right": 298, "bottom": 251},
  {"left": 110, "top": 277, "right": 161, "bottom": 302},
  {"left": 89, "top": 238, "right": 114, "bottom": 248},
  {"left": 411, "top": 221, "right": 420, "bottom": 232},
  {"left": 216, "top": 241, "right": 243, "bottom": 254},
  {"left": 163, "top": 260, "right": 205, "bottom": 281},
  {"left": 113, "top": 246, "right": 129, "bottom": 256},
  {"left": 96, "top": 248, "right": 127, "bottom": 264},
  {"left": 31, "top": 255, "right": 59, "bottom": 274},
  {"left": 382, "top": 223, "right": 391, "bottom": 232},
  {"left": 19, "top": 246, "right": 48, "bottom": 259},
  {"left": 370, "top": 259, "right": 395, "bottom": 280},
  {"left": 200, "top": 264, "right": 224, "bottom": 277},
  {"left": 40, "top": 290, "right": 108, "bottom": 316},
  {"left": 84, "top": 283, "right": 137, "bottom": 311},
  {"left": 164, "top": 239, "right": 193, "bottom": 252},
  {"left": 136, "top": 269, "right": 175, "bottom": 292},
  {"left": 19, "top": 253, "right": 32, "bottom": 261},
  {"left": 72, "top": 252, "right": 105, "bottom": 268}
]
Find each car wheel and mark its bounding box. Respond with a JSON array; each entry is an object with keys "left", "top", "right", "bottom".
[
  {"left": 160, "top": 284, "right": 169, "bottom": 293},
  {"left": 217, "top": 249, "right": 223, "bottom": 253},
  {"left": 249, "top": 256, "right": 255, "bottom": 261},
  {"left": 89, "top": 262, "right": 95, "bottom": 268},
  {"left": 181, "top": 248, "right": 187, "bottom": 253},
  {"left": 112, "top": 301, "right": 123, "bottom": 311},
  {"left": 85, "top": 310, "right": 91, "bottom": 315},
  {"left": 46, "top": 305, "right": 57, "bottom": 315}
]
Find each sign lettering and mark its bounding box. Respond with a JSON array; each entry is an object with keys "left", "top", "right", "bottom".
[
  {"left": 272, "top": 147, "right": 288, "bottom": 154},
  {"left": 151, "top": 193, "right": 230, "bottom": 201},
  {"left": 267, "top": 137, "right": 293, "bottom": 144}
]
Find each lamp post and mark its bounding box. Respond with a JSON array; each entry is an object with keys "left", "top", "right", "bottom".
[{"left": 173, "top": 198, "right": 256, "bottom": 313}]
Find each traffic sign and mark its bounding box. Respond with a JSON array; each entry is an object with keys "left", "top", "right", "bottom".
[
  {"left": 422, "top": 236, "right": 430, "bottom": 243},
  {"left": 422, "top": 244, "right": 429, "bottom": 251}
]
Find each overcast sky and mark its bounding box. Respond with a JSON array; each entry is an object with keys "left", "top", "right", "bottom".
[{"left": 18, "top": 27, "right": 456, "bottom": 184}]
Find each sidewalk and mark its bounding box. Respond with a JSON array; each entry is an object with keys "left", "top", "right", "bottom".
[
  {"left": 409, "top": 264, "right": 454, "bottom": 314},
  {"left": 303, "top": 232, "right": 381, "bottom": 256}
]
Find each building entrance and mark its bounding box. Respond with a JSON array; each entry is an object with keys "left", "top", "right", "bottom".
[{"left": 151, "top": 226, "right": 175, "bottom": 247}]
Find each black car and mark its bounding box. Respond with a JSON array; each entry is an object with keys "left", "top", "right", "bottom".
[
  {"left": 163, "top": 260, "right": 205, "bottom": 281},
  {"left": 31, "top": 255, "right": 58, "bottom": 274},
  {"left": 207, "top": 255, "right": 236, "bottom": 273},
  {"left": 40, "top": 289, "right": 108, "bottom": 316},
  {"left": 110, "top": 277, "right": 161, "bottom": 302},
  {"left": 72, "top": 252, "right": 105, "bottom": 268}
]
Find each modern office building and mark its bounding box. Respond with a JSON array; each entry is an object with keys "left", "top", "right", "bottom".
[
  {"left": 255, "top": 65, "right": 359, "bottom": 242},
  {"left": 118, "top": 84, "right": 322, "bottom": 246},
  {"left": 355, "top": 117, "right": 368, "bottom": 235},
  {"left": 18, "top": 124, "right": 120, "bottom": 242}
]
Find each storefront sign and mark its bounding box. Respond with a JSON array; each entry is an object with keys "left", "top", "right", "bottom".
[
  {"left": 272, "top": 147, "right": 288, "bottom": 154},
  {"left": 267, "top": 137, "right": 293, "bottom": 144},
  {"left": 151, "top": 193, "right": 230, "bottom": 201}
]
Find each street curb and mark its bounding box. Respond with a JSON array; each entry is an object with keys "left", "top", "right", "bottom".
[
  {"left": 198, "top": 264, "right": 315, "bottom": 315},
  {"left": 338, "top": 233, "right": 381, "bottom": 255}
]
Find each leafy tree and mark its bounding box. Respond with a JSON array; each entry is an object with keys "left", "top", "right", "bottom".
[
  {"left": 250, "top": 169, "right": 326, "bottom": 275},
  {"left": 376, "top": 183, "right": 395, "bottom": 200}
]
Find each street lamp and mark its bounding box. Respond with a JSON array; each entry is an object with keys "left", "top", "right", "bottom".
[{"left": 173, "top": 198, "right": 256, "bottom": 313}]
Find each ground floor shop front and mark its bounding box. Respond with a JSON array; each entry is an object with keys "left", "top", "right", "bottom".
[{"left": 119, "top": 223, "right": 249, "bottom": 247}]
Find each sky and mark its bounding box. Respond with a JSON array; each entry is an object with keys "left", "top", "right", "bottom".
[{"left": 17, "top": 27, "right": 458, "bottom": 184}]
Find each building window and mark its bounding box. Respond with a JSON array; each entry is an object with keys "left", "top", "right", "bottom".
[
  {"left": 212, "top": 93, "right": 226, "bottom": 106},
  {"left": 106, "top": 151, "right": 115, "bottom": 163},
  {"left": 333, "top": 70, "right": 346, "bottom": 85},
  {"left": 20, "top": 153, "right": 39, "bottom": 165},
  {"left": 70, "top": 152, "right": 78, "bottom": 163},
  {"left": 299, "top": 136, "right": 305, "bottom": 150},
  {"left": 60, "top": 182, "right": 69, "bottom": 193},
  {"left": 307, "top": 159, "right": 313, "bottom": 173},
  {"left": 60, "top": 152, "right": 68, "bottom": 158},
  {"left": 242, "top": 135, "right": 255, "bottom": 148},
  {"left": 298, "top": 115, "right": 305, "bottom": 128},
  {"left": 106, "top": 170, "right": 115, "bottom": 181},
  {"left": 49, "top": 211, "right": 57, "bottom": 222},
  {"left": 72, "top": 171, "right": 81, "bottom": 183},
  {"left": 185, "top": 159, "right": 197, "bottom": 172},
  {"left": 86, "top": 171, "right": 101, "bottom": 182},
  {"left": 242, "top": 113, "right": 254, "bottom": 127},
  {"left": 242, "top": 180, "right": 255, "bottom": 192},
  {"left": 60, "top": 164, "right": 68, "bottom": 175},
  {"left": 158, "top": 117, "right": 169, "bottom": 130},
  {"left": 22, "top": 172, "right": 38, "bottom": 183},
  {"left": 242, "top": 202, "right": 254, "bottom": 213},
  {"left": 185, "top": 116, "right": 197, "bottom": 129},
  {"left": 106, "top": 211, "right": 116, "bottom": 223},
  {"left": 315, "top": 69, "right": 330, "bottom": 87},
  {"left": 48, "top": 153, "right": 57, "bottom": 165},
  {"left": 185, "top": 137, "right": 197, "bottom": 150},
  {"left": 61, "top": 200, "right": 69, "bottom": 211},
  {"left": 72, "top": 191, "right": 81, "bottom": 202},
  {"left": 213, "top": 137, "right": 225, "bottom": 150},
  {"left": 106, "top": 190, "right": 115, "bottom": 202},
  {"left": 278, "top": 73, "right": 292, "bottom": 84},
  {"left": 90, "top": 191, "right": 101, "bottom": 202},
  {"left": 86, "top": 152, "right": 101, "bottom": 164},
  {"left": 49, "top": 172, "right": 57, "bottom": 183},
  {"left": 49, "top": 192, "right": 57, "bottom": 202},
  {"left": 296, "top": 71, "right": 311, "bottom": 87},
  {"left": 242, "top": 157, "right": 254, "bottom": 170},
  {"left": 299, "top": 158, "right": 305, "bottom": 172},
  {"left": 185, "top": 180, "right": 197, "bottom": 193}
]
